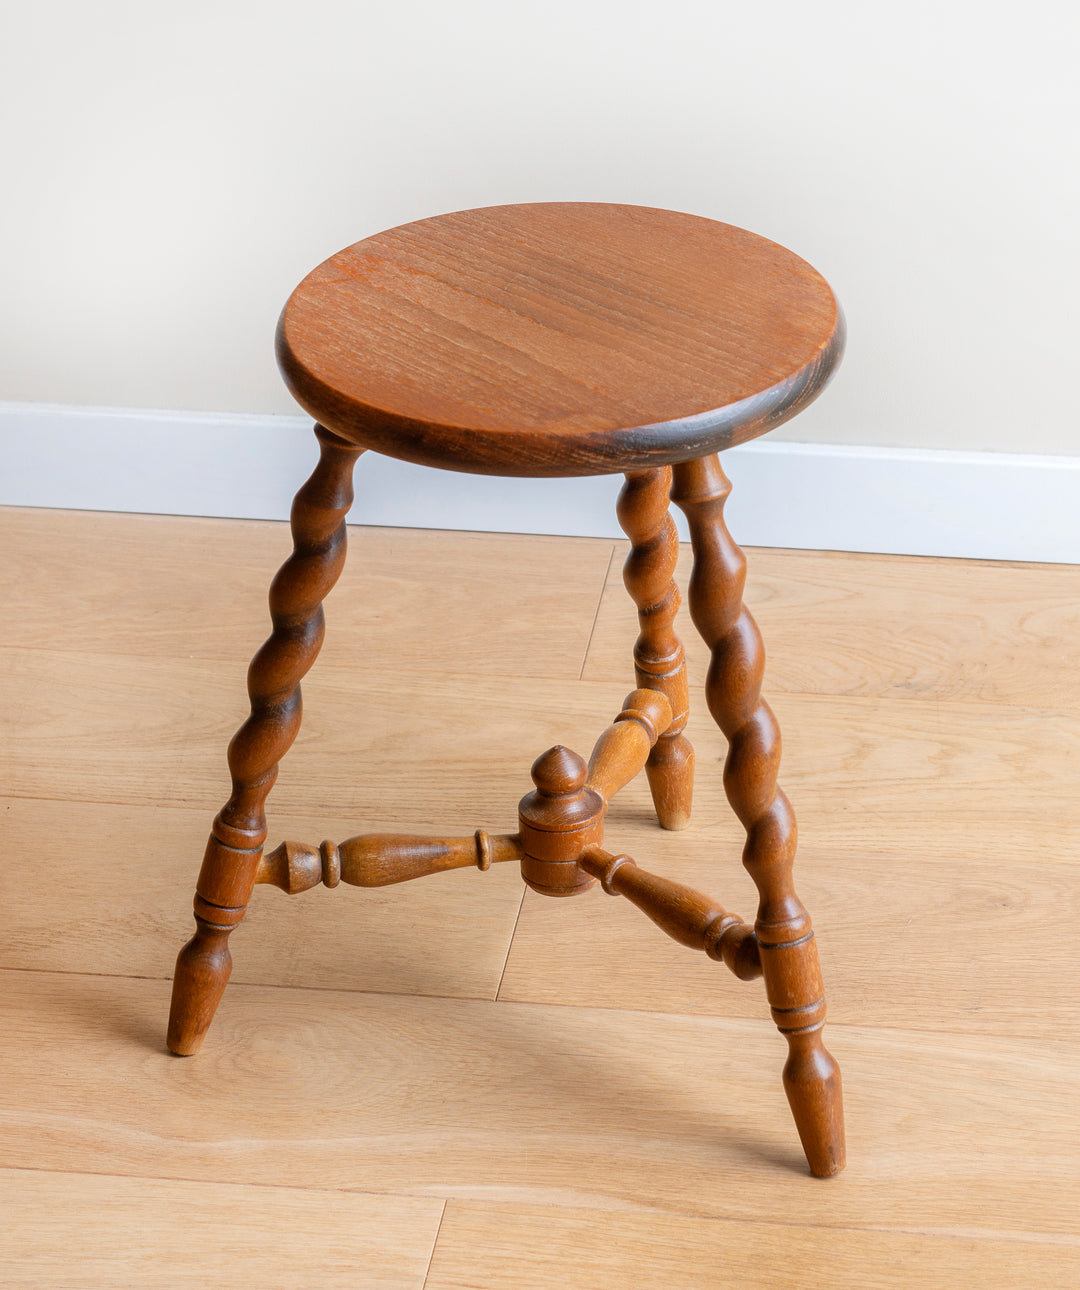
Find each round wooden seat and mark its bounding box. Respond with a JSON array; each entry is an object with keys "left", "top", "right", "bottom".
[{"left": 276, "top": 202, "right": 842, "bottom": 477}]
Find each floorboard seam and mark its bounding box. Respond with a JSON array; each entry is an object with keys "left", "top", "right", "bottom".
[
  {"left": 1, "top": 965, "right": 1072, "bottom": 1046},
  {"left": 5, "top": 1164, "right": 1071, "bottom": 1249},
  {"left": 578, "top": 543, "right": 618, "bottom": 680},
  {"left": 421, "top": 1201, "right": 449, "bottom": 1288},
  {"left": 494, "top": 886, "right": 529, "bottom": 1002},
  {"left": 0, "top": 1162, "right": 443, "bottom": 1205}
]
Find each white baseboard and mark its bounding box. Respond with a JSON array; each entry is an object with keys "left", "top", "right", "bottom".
[{"left": 2, "top": 401, "right": 1078, "bottom": 563}]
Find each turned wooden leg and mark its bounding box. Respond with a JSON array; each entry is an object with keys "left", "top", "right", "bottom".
[
  {"left": 617, "top": 468, "right": 694, "bottom": 830},
  {"left": 671, "top": 454, "right": 845, "bottom": 1177},
  {"left": 167, "top": 424, "right": 363, "bottom": 1055}
]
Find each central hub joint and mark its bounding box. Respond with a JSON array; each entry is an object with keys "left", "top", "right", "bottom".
[{"left": 518, "top": 745, "right": 605, "bottom": 896}]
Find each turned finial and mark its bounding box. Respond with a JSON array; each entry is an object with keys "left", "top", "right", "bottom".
[
  {"left": 519, "top": 745, "right": 604, "bottom": 897},
  {"left": 531, "top": 745, "right": 588, "bottom": 799},
  {"left": 521, "top": 745, "right": 600, "bottom": 832}
]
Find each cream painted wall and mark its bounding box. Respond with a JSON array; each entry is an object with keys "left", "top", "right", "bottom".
[{"left": 2, "top": 1, "right": 1076, "bottom": 453}]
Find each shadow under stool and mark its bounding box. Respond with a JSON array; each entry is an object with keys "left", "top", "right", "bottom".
[{"left": 166, "top": 201, "right": 847, "bottom": 1178}]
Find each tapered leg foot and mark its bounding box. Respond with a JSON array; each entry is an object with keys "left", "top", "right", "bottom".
[
  {"left": 782, "top": 1027, "right": 846, "bottom": 1177},
  {"left": 167, "top": 901, "right": 245, "bottom": 1056},
  {"left": 643, "top": 734, "right": 695, "bottom": 832}
]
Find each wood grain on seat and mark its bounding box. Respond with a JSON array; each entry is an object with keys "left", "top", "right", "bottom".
[{"left": 276, "top": 203, "right": 842, "bottom": 476}]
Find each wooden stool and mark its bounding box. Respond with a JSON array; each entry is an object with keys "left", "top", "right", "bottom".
[{"left": 166, "top": 203, "right": 846, "bottom": 1177}]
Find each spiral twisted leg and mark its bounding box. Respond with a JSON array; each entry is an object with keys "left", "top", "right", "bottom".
[
  {"left": 167, "top": 425, "right": 364, "bottom": 1055},
  {"left": 671, "top": 453, "right": 845, "bottom": 1177},
  {"left": 617, "top": 468, "right": 694, "bottom": 830}
]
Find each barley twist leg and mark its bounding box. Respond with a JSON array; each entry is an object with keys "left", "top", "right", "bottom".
[
  {"left": 617, "top": 468, "right": 694, "bottom": 830},
  {"left": 167, "top": 424, "right": 363, "bottom": 1055},
  {"left": 671, "top": 453, "right": 845, "bottom": 1177}
]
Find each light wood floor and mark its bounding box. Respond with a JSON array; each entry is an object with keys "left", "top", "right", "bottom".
[{"left": 2, "top": 505, "right": 1078, "bottom": 1288}]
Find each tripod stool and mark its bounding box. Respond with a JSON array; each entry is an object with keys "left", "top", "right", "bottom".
[{"left": 166, "top": 202, "right": 846, "bottom": 1178}]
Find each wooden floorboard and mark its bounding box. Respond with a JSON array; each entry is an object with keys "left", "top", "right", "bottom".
[
  {"left": 1, "top": 970, "right": 1077, "bottom": 1241},
  {"left": 2, "top": 507, "right": 1078, "bottom": 1285},
  {"left": 0, "top": 649, "right": 644, "bottom": 820},
  {"left": 590, "top": 541, "right": 1080, "bottom": 708},
  {"left": 4, "top": 649, "right": 1076, "bottom": 860},
  {"left": 426, "top": 1202, "right": 1080, "bottom": 1289},
  {"left": 498, "top": 839, "right": 1080, "bottom": 1039},
  {"left": 0, "top": 1167, "right": 442, "bottom": 1289},
  {"left": 4, "top": 785, "right": 1074, "bottom": 1036},
  {"left": 0, "top": 796, "right": 525, "bottom": 999},
  {"left": 0, "top": 507, "right": 614, "bottom": 678}
]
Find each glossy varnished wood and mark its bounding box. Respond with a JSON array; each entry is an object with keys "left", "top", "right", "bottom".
[
  {"left": 672, "top": 453, "right": 844, "bottom": 1177},
  {"left": 517, "top": 687, "right": 672, "bottom": 897},
  {"left": 585, "top": 687, "right": 674, "bottom": 806},
  {"left": 256, "top": 830, "right": 524, "bottom": 893},
  {"left": 617, "top": 468, "right": 695, "bottom": 829},
  {"left": 167, "top": 426, "right": 362, "bottom": 1055},
  {"left": 159, "top": 423, "right": 846, "bottom": 1168},
  {"left": 276, "top": 203, "right": 842, "bottom": 476},
  {"left": 578, "top": 846, "right": 761, "bottom": 980},
  {"left": 175, "top": 205, "right": 845, "bottom": 1173}
]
